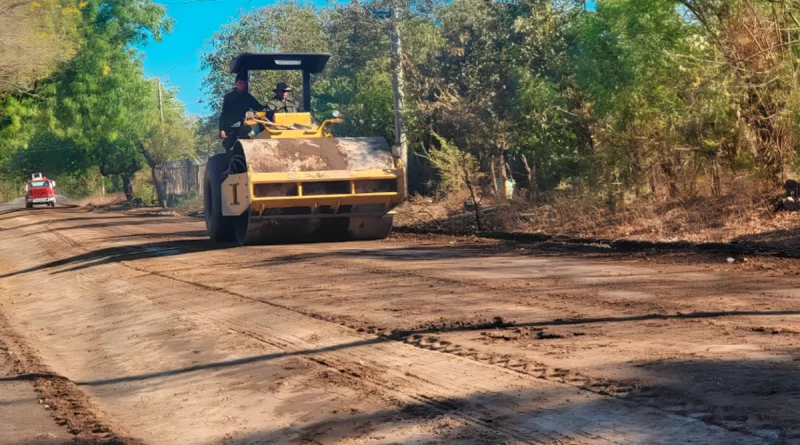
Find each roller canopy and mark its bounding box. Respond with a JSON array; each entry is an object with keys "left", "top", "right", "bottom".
[{"left": 229, "top": 53, "right": 331, "bottom": 74}]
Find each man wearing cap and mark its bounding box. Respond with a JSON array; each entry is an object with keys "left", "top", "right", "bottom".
[
  {"left": 265, "top": 82, "right": 300, "bottom": 115},
  {"left": 218, "top": 73, "right": 264, "bottom": 150}
]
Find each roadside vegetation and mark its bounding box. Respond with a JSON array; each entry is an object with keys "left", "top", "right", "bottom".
[{"left": 3, "top": 0, "right": 800, "bottom": 239}]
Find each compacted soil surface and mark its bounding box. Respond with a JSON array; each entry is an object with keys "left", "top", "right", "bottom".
[{"left": 1, "top": 205, "right": 799, "bottom": 444}]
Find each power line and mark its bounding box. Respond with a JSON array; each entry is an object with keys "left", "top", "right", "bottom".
[
  {"left": 159, "top": 0, "right": 224, "bottom": 4},
  {"left": 157, "top": 0, "right": 254, "bottom": 100},
  {"left": 160, "top": 44, "right": 205, "bottom": 77}
]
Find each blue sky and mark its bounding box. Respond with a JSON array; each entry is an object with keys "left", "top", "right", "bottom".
[
  {"left": 140, "top": 0, "right": 596, "bottom": 117},
  {"left": 138, "top": 0, "right": 291, "bottom": 117}
]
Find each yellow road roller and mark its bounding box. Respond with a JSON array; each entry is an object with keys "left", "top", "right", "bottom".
[{"left": 204, "top": 53, "right": 406, "bottom": 245}]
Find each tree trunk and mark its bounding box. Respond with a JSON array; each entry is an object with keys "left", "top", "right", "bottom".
[
  {"left": 521, "top": 154, "right": 536, "bottom": 201},
  {"left": 139, "top": 145, "right": 168, "bottom": 208},
  {"left": 710, "top": 158, "right": 721, "bottom": 196},
  {"left": 660, "top": 160, "right": 679, "bottom": 198},
  {"left": 498, "top": 152, "right": 508, "bottom": 200},
  {"left": 461, "top": 154, "right": 482, "bottom": 232},
  {"left": 490, "top": 157, "right": 499, "bottom": 197},
  {"left": 648, "top": 164, "right": 657, "bottom": 196},
  {"left": 150, "top": 165, "right": 167, "bottom": 208},
  {"left": 389, "top": 0, "right": 407, "bottom": 197},
  {"left": 121, "top": 173, "right": 134, "bottom": 201}
]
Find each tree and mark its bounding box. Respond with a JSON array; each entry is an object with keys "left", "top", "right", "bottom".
[
  {"left": 201, "top": 1, "right": 328, "bottom": 115},
  {"left": 677, "top": 0, "right": 800, "bottom": 183},
  {"left": 0, "top": 0, "right": 172, "bottom": 201},
  {"left": 569, "top": 0, "right": 699, "bottom": 195},
  {"left": 138, "top": 83, "right": 195, "bottom": 207},
  {"left": 0, "top": 0, "right": 83, "bottom": 94}
]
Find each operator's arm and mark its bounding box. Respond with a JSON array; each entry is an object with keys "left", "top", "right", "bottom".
[
  {"left": 263, "top": 99, "right": 278, "bottom": 121},
  {"left": 248, "top": 93, "right": 265, "bottom": 112},
  {"left": 218, "top": 95, "right": 229, "bottom": 139}
]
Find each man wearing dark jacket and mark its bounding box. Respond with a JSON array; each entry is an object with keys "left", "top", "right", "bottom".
[{"left": 218, "top": 73, "right": 264, "bottom": 150}]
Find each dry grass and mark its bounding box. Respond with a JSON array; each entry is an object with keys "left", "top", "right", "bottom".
[
  {"left": 516, "top": 193, "right": 781, "bottom": 243},
  {"left": 396, "top": 179, "right": 800, "bottom": 245},
  {"left": 72, "top": 192, "right": 127, "bottom": 207},
  {"left": 396, "top": 190, "right": 504, "bottom": 234}
]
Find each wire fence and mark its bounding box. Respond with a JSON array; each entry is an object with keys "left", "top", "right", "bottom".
[{"left": 162, "top": 156, "right": 207, "bottom": 205}]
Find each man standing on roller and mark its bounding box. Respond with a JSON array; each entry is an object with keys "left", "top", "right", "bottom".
[{"left": 218, "top": 73, "right": 264, "bottom": 150}]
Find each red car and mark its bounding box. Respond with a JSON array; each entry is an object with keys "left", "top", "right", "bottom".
[{"left": 24, "top": 173, "right": 56, "bottom": 208}]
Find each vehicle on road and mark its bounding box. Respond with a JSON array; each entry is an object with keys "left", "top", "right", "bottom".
[
  {"left": 204, "top": 52, "right": 406, "bottom": 245},
  {"left": 24, "top": 173, "right": 56, "bottom": 208}
]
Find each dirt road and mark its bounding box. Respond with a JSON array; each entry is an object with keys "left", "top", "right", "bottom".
[{"left": 1, "top": 206, "right": 799, "bottom": 444}]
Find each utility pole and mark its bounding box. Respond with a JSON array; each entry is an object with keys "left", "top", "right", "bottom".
[
  {"left": 155, "top": 78, "right": 166, "bottom": 207},
  {"left": 389, "top": 0, "right": 408, "bottom": 197},
  {"left": 157, "top": 78, "right": 164, "bottom": 124}
]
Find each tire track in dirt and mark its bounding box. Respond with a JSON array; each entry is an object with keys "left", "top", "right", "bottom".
[
  {"left": 289, "top": 256, "right": 800, "bottom": 441},
  {"left": 114, "top": 264, "right": 761, "bottom": 444},
  {"left": 115, "top": 264, "right": 556, "bottom": 444},
  {"left": 3, "top": 211, "right": 771, "bottom": 444},
  {"left": 0, "top": 309, "right": 144, "bottom": 445},
  {"left": 130, "top": 261, "right": 631, "bottom": 393},
  {"left": 114, "top": 256, "right": 765, "bottom": 444},
  {"left": 46, "top": 220, "right": 762, "bottom": 442}
]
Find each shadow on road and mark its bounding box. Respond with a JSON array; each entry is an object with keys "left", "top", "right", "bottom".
[
  {"left": 69, "top": 337, "right": 383, "bottom": 387},
  {"left": 0, "top": 204, "right": 82, "bottom": 220},
  {"left": 0, "top": 238, "right": 233, "bottom": 279},
  {"left": 258, "top": 245, "right": 499, "bottom": 266},
  {"left": 624, "top": 358, "right": 800, "bottom": 439},
  {"left": 22, "top": 306, "right": 790, "bottom": 390},
  {"left": 3, "top": 348, "right": 790, "bottom": 443},
  {"left": 199, "top": 386, "right": 767, "bottom": 444},
  {"left": 0, "top": 214, "right": 134, "bottom": 232},
  {"left": 397, "top": 223, "right": 800, "bottom": 259}
]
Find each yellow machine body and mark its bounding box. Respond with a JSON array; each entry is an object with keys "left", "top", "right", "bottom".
[
  {"left": 222, "top": 168, "right": 405, "bottom": 217},
  {"left": 244, "top": 111, "right": 342, "bottom": 139},
  {"left": 204, "top": 52, "right": 405, "bottom": 245},
  {"left": 215, "top": 112, "right": 405, "bottom": 245}
]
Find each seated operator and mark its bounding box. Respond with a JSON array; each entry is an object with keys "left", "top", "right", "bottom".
[
  {"left": 218, "top": 72, "right": 264, "bottom": 150},
  {"left": 265, "top": 82, "right": 300, "bottom": 117}
]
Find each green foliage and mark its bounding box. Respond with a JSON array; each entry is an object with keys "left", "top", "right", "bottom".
[
  {"left": 427, "top": 132, "right": 483, "bottom": 195},
  {"left": 50, "top": 170, "right": 103, "bottom": 199},
  {"left": 509, "top": 70, "right": 585, "bottom": 188},
  {"left": 0, "top": 0, "right": 197, "bottom": 204},
  {"left": 316, "top": 61, "right": 395, "bottom": 140},
  {"left": 141, "top": 85, "right": 196, "bottom": 164},
  {"left": 131, "top": 170, "right": 155, "bottom": 204},
  {"left": 0, "top": 0, "right": 83, "bottom": 93},
  {"left": 9, "top": 0, "right": 800, "bottom": 207},
  {"left": 201, "top": 1, "right": 328, "bottom": 113}
]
